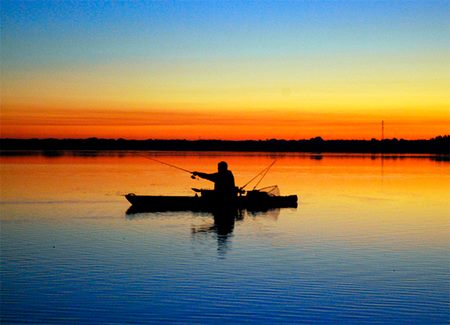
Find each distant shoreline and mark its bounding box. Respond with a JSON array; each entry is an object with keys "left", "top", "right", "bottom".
[{"left": 1, "top": 137, "right": 449, "bottom": 154}]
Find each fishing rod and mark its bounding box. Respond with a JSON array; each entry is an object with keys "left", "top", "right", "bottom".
[
  {"left": 240, "top": 160, "right": 277, "bottom": 191},
  {"left": 253, "top": 160, "right": 276, "bottom": 190},
  {"left": 137, "top": 154, "right": 198, "bottom": 179}
]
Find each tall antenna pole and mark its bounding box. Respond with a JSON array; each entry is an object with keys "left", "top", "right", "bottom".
[{"left": 381, "top": 120, "right": 384, "bottom": 140}]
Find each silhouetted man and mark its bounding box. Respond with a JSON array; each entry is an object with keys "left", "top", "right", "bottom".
[{"left": 193, "top": 161, "right": 236, "bottom": 203}]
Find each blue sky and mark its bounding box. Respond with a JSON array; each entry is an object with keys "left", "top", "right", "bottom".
[{"left": 2, "top": 1, "right": 448, "bottom": 69}]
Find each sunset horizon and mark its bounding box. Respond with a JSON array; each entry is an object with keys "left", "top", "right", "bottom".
[
  {"left": 1, "top": 1, "right": 449, "bottom": 140},
  {"left": 1, "top": 134, "right": 448, "bottom": 141}
]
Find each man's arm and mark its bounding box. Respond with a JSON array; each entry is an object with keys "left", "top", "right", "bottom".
[{"left": 192, "top": 172, "right": 217, "bottom": 183}]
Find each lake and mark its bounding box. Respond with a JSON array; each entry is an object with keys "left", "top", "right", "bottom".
[{"left": 1, "top": 152, "right": 449, "bottom": 323}]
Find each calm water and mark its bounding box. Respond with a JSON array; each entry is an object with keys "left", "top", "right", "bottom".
[{"left": 1, "top": 152, "right": 449, "bottom": 323}]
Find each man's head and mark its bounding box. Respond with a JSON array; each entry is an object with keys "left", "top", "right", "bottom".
[{"left": 218, "top": 161, "right": 228, "bottom": 173}]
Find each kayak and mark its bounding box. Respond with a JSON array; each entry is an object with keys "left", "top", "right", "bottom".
[{"left": 125, "top": 189, "right": 298, "bottom": 212}]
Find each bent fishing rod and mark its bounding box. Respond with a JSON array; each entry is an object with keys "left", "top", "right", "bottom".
[{"left": 137, "top": 154, "right": 198, "bottom": 179}]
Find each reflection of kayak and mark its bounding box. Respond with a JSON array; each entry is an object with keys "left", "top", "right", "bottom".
[{"left": 125, "top": 189, "right": 298, "bottom": 213}]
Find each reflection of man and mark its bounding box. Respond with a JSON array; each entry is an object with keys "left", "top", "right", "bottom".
[
  {"left": 191, "top": 209, "right": 243, "bottom": 258},
  {"left": 192, "top": 161, "right": 236, "bottom": 201}
]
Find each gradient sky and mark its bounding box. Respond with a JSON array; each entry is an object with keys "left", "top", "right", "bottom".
[{"left": 1, "top": 0, "right": 449, "bottom": 140}]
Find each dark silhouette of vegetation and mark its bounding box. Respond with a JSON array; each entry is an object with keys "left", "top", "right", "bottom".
[{"left": 0, "top": 136, "right": 448, "bottom": 154}]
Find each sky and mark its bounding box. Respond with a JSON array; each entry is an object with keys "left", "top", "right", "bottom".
[{"left": 1, "top": 0, "right": 449, "bottom": 140}]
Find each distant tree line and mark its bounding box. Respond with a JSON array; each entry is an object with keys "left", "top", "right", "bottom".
[{"left": 0, "top": 136, "right": 449, "bottom": 154}]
